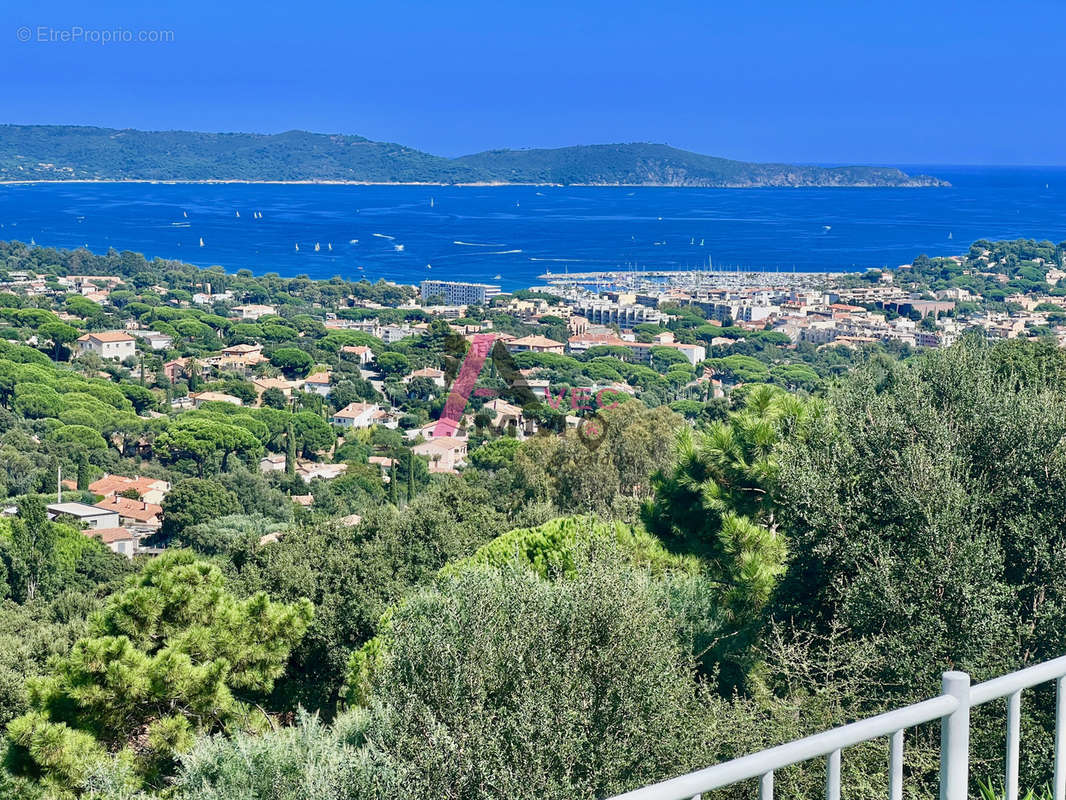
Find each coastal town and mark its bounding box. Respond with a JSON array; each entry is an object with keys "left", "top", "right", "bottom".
[
  {"left": 4, "top": 0, "right": 1066, "bottom": 794},
  {"left": 0, "top": 236, "right": 1060, "bottom": 563}
]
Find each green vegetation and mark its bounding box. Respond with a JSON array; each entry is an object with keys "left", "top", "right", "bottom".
[
  {"left": 0, "top": 234, "right": 1063, "bottom": 799},
  {"left": 0, "top": 125, "right": 946, "bottom": 186}
]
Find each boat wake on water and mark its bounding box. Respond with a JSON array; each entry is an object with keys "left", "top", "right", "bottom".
[{"left": 528, "top": 257, "right": 600, "bottom": 263}]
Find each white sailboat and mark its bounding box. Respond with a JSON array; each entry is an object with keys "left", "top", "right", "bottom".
[
  {"left": 328, "top": 243, "right": 333, "bottom": 251},
  {"left": 430, "top": 197, "right": 435, "bottom": 208},
  {"left": 235, "top": 210, "right": 240, "bottom": 218},
  {"left": 183, "top": 211, "right": 188, "bottom": 218},
  {"left": 295, "top": 243, "right": 300, "bottom": 252},
  {"left": 199, "top": 237, "right": 205, "bottom": 247},
  {"left": 314, "top": 242, "right": 321, "bottom": 252}
]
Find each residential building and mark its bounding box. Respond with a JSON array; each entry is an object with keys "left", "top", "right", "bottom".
[
  {"left": 88, "top": 474, "right": 171, "bottom": 506},
  {"left": 231, "top": 304, "right": 276, "bottom": 320},
  {"left": 882, "top": 298, "right": 956, "bottom": 318},
  {"left": 567, "top": 332, "right": 631, "bottom": 355},
  {"left": 252, "top": 376, "right": 299, "bottom": 401},
  {"left": 296, "top": 461, "right": 348, "bottom": 481},
  {"left": 206, "top": 343, "right": 268, "bottom": 372},
  {"left": 368, "top": 456, "right": 396, "bottom": 474},
  {"left": 506, "top": 335, "right": 567, "bottom": 354},
  {"left": 86, "top": 527, "right": 136, "bottom": 558},
  {"left": 47, "top": 502, "right": 119, "bottom": 530},
  {"left": 260, "top": 454, "right": 287, "bottom": 473},
  {"left": 303, "top": 371, "right": 332, "bottom": 396},
  {"left": 413, "top": 436, "right": 468, "bottom": 473},
  {"left": 406, "top": 367, "right": 446, "bottom": 387},
  {"left": 330, "top": 402, "right": 382, "bottom": 428},
  {"left": 692, "top": 300, "right": 776, "bottom": 324},
  {"left": 340, "top": 345, "right": 374, "bottom": 365},
  {"left": 915, "top": 330, "right": 958, "bottom": 349},
  {"left": 76, "top": 331, "right": 136, "bottom": 360},
  {"left": 192, "top": 290, "right": 234, "bottom": 305},
  {"left": 420, "top": 280, "right": 501, "bottom": 305},
  {"left": 572, "top": 299, "right": 666, "bottom": 327},
  {"left": 163, "top": 357, "right": 195, "bottom": 382},
  {"left": 129, "top": 330, "right": 174, "bottom": 350},
  {"left": 378, "top": 325, "right": 416, "bottom": 344},
  {"left": 419, "top": 305, "right": 467, "bottom": 319},
  {"left": 189, "top": 391, "right": 243, "bottom": 407},
  {"left": 480, "top": 398, "right": 536, "bottom": 436},
  {"left": 93, "top": 496, "right": 163, "bottom": 529}
]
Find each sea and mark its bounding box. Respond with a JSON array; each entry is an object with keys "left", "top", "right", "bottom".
[{"left": 0, "top": 166, "right": 1064, "bottom": 291}]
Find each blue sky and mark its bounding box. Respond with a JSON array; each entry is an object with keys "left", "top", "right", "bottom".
[{"left": 2, "top": 0, "right": 1064, "bottom": 165}]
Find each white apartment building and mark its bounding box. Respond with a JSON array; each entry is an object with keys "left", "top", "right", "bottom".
[
  {"left": 420, "top": 280, "right": 501, "bottom": 305},
  {"left": 572, "top": 300, "right": 666, "bottom": 327}
]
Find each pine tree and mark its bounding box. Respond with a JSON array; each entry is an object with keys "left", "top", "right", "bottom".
[
  {"left": 6, "top": 551, "right": 313, "bottom": 789},
  {"left": 9, "top": 497, "right": 58, "bottom": 603}
]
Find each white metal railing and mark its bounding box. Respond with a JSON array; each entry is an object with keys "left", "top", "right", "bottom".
[{"left": 608, "top": 654, "right": 1066, "bottom": 800}]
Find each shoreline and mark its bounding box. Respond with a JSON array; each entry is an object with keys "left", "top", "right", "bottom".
[{"left": 0, "top": 178, "right": 948, "bottom": 189}]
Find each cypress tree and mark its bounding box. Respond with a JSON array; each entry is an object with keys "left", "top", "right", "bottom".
[
  {"left": 76, "top": 452, "right": 90, "bottom": 491},
  {"left": 389, "top": 464, "right": 399, "bottom": 505},
  {"left": 285, "top": 420, "right": 297, "bottom": 478}
]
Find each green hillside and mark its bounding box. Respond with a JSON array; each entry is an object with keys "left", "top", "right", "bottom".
[
  {"left": 0, "top": 125, "right": 947, "bottom": 186},
  {"left": 455, "top": 142, "right": 946, "bottom": 187}
]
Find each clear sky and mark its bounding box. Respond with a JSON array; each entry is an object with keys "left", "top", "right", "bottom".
[{"left": 2, "top": 0, "right": 1064, "bottom": 165}]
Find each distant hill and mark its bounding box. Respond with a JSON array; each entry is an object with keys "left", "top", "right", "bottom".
[{"left": 0, "top": 125, "right": 947, "bottom": 187}]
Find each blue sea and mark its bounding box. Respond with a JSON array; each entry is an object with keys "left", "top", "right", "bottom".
[{"left": 0, "top": 167, "right": 1063, "bottom": 290}]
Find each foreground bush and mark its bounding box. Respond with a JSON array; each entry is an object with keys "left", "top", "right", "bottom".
[{"left": 354, "top": 553, "right": 710, "bottom": 800}]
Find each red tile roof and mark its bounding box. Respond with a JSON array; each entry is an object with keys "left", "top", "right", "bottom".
[{"left": 93, "top": 496, "right": 162, "bottom": 523}]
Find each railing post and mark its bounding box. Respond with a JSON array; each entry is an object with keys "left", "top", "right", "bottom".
[
  {"left": 825, "top": 749, "right": 841, "bottom": 800},
  {"left": 1055, "top": 676, "right": 1066, "bottom": 800},
  {"left": 940, "top": 671, "right": 971, "bottom": 800},
  {"left": 759, "top": 770, "right": 773, "bottom": 800},
  {"left": 1006, "top": 690, "right": 1021, "bottom": 800},
  {"left": 889, "top": 729, "right": 904, "bottom": 800}
]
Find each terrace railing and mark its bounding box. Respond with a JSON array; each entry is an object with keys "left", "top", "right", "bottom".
[{"left": 608, "top": 655, "right": 1066, "bottom": 800}]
